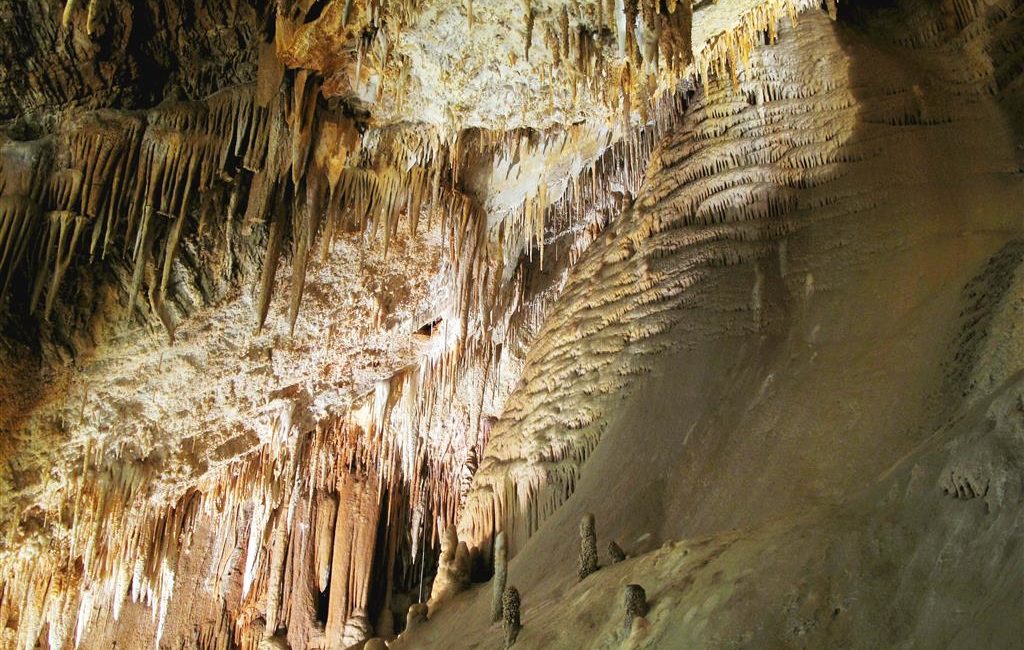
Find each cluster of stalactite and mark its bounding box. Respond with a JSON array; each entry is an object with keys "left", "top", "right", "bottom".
[
  {"left": 0, "top": 73, "right": 669, "bottom": 650},
  {"left": 0, "top": 59, "right": 703, "bottom": 367},
  {"left": 0, "top": 374, "right": 477, "bottom": 650},
  {"left": 52, "top": 0, "right": 696, "bottom": 134},
  {"left": 0, "top": 241, "right": 526, "bottom": 649},
  {"left": 695, "top": 0, "right": 811, "bottom": 86},
  {"left": 0, "top": 0, "right": 834, "bottom": 344},
  {"left": 365, "top": 0, "right": 693, "bottom": 128},
  {"left": 0, "top": 66, "right": 497, "bottom": 339},
  {"left": 0, "top": 66, "right": 688, "bottom": 346},
  {"left": 518, "top": 0, "right": 695, "bottom": 122}
]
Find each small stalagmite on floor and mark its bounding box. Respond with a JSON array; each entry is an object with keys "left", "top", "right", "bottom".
[
  {"left": 608, "top": 540, "right": 627, "bottom": 563},
  {"left": 623, "top": 584, "right": 648, "bottom": 632},
  {"left": 578, "top": 513, "right": 599, "bottom": 580},
  {"left": 405, "top": 603, "right": 429, "bottom": 634},
  {"left": 502, "top": 586, "right": 522, "bottom": 648}
]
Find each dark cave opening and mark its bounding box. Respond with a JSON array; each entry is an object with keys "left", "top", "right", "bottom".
[
  {"left": 416, "top": 317, "right": 444, "bottom": 337},
  {"left": 315, "top": 582, "right": 330, "bottom": 625}
]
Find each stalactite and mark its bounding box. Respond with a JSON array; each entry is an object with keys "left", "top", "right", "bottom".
[
  {"left": 323, "top": 468, "right": 382, "bottom": 648},
  {"left": 314, "top": 491, "right": 338, "bottom": 593},
  {"left": 264, "top": 516, "right": 289, "bottom": 636},
  {"left": 522, "top": 0, "right": 536, "bottom": 61},
  {"left": 0, "top": 196, "right": 38, "bottom": 302},
  {"left": 696, "top": 0, "right": 813, "bottom": 86},
  {"left": 41, "top": 211, "right": 87, "bottom": 319}
]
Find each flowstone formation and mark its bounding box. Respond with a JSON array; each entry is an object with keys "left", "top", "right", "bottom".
[{"left": 1, "top": 0, "right": 1023, "bottom": 648}]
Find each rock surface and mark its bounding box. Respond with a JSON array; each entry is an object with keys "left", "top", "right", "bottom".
[{"left": 0, "top": 0, "right": 1022, "bottom": 648}]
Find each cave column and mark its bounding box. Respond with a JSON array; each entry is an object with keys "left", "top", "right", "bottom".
[{"left": 325, "top": 469, "right": 382, "bottom": 649}]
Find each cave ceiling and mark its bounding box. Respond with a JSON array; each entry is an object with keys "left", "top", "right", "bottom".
[{"left": 0, "top": 0, "right": 783, "bottom": 544}]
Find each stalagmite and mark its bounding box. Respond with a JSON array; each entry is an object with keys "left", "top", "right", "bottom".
[
  {"left": 405, "top": 603, "right": 429, "bottom": 634},
  {"left": 314, "top": 492, "right": 338, "bottom": 592},
  {"left": 608, "top": 540, "right": 626, "bottom": 563},
  {"left": 502, "top": 586, "right": 522, "bottom": 648},
  {"left": 623, "top": 584, "right": 648, "bottom": 634},
  {"left": 491, "top": 531, "right": 508, "bottom": 623},
  {"left": 578, "top": 513, "right": 598, "bottom": 580},
  {"left": 257, "top": 635, "right": 290, "bottom": 650},
  {"left": 428, "top": 525, "right": 471, "bottom": 610}
]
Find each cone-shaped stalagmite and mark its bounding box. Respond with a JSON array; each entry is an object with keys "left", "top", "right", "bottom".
[{"left": 608, "top": 540, "right": 626, "bottom": 564}]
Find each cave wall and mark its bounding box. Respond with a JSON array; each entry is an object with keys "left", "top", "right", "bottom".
[
  {"left": 413, "top": 1, "right": 1024, "bottom": 647},
  {"left": 461, "top": 0, "right": 1024, "bottom": 555}
]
